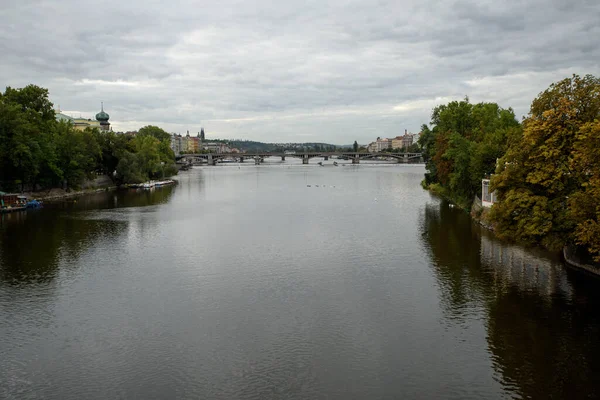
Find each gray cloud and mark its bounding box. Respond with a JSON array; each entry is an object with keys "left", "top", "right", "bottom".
[{"left": 1, "top": 0, "right": 598, "bottom": 143}]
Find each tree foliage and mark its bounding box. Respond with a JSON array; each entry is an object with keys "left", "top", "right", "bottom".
[
  {"left": 420, "top": 98, "right": 521, "bottom": 207},
  {"left": 138, "top": 125, "right": 171, "bottom": 142},
  {"left": 0, "top": 85, "right": 178, "bottom": 191},
  {"left": 490, "top": 74, "right": 600, "bottom": 259}
]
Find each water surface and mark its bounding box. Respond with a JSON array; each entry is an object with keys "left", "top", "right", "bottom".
[{"left": 1, "top": 162, "right": 599, "bottom": 399}]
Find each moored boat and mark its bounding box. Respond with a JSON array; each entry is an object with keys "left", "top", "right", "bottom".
[{"left": 0, "top": 192, "right": 28, "bottom": 213}]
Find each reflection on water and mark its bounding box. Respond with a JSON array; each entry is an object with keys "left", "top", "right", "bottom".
[
  {"left": 2, "top": 167, "right": 600, "bottom": 399},
  {"left": 422, "top": 201, "right": 600, "bottom": 399},
  {"left": 0, "top": 186, "right": 174, "bottom": 285},
  {"left": 44, "top": 185, "right": 176, "bottom": 211},
  {"left": 0, "top": 214, "right": 124, "bottom": 285}
]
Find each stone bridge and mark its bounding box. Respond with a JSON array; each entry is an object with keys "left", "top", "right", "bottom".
[{"left": 177, "top": 152, "right": 422, "bottom": 165}]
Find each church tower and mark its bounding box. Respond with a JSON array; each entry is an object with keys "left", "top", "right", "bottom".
[{"left": 95, "top": 102, "right": 110, "bottom": 131}]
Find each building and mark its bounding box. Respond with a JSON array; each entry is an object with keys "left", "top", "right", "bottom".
[
  {"left": 390, "top": 136, "right": 402, "bottom": 150},
  {"left": 179, "top": 132, "right": 189, "bottom": 152},
  {"left": 481, "top": 178, "right": 497, "bottom": 208},
  {"left": 368, "top": 137, "right": 391, "bottom": 152},
  {"left": 401, "top": 132, "right": 413, "bottom": 149},
  {"left": 203, "top": 143, "right": 230, "bottom": 153},
  {"left": 368, "top": 130, "right": 417, "bottom": 152},
  {"left": 73, "top": 117, "right": 101, "bottom": 130},
  {"left": 95, "top": 103, "right": 110, "bottom": 131},
  {"left": 367, "top": 130, "right": 417, "bottom": 151},
  {"left": 189, "top": 134, "right": 201, "bottom": 153},
  {"left": 170, "top": 134, "right": 183, "bottom": 154},
  {"left": 200, "top": 128, "right": 205, "bottom": 141},
  {"left": 54, "top": 103, "right": 110, "bottom": 131},
  {"left": 172, "top": 130, "right": 206, "bottom": 154},
  {"left": 390, "top": 130, "right": 413, "bottom": 149},
  {"left": 55, "top": 109, "right": 74, "bottom": 123}
]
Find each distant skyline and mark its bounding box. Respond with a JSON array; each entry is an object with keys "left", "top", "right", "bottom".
[{"left": 1, "top": 0, "right": 599, "bottom": 144}]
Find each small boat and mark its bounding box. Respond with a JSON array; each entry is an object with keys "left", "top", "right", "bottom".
[
  {"left": 154, "top": 180, "right": 176, "bottom": 187},
  {"left": 26, "top": 199, "right": 43, "bottom": 209},
  {"left": 1, "top": 193, "right": 28, "bottom": 213},
  {"left": 333, "top": 161, "right": 338, "bottom": 166},
  {"left": 143, "top": 179, "right": 176, "bottom": 188}
]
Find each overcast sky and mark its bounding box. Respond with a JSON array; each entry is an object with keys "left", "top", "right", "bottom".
[{"left": 1, "top": 0, "right": 598, "bottom": 144}]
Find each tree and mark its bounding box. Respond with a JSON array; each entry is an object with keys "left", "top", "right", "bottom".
[
  {"left": 569, "top": 121, "right": 600, "bottom": 261},
  {"left": 420, "top": 97, "right": 520, "bottom": 208},
  {"left": 0, "top": 85, "right": 179, "bottom": 191},
  {"left": 138, "top": 125, "right": 171, "bottom": 142},
  {"left": 0, "top": 85, "right": 57, "bottom": 191},
  {"left": 407, "top": 143, "right": 420, "bottom": 153},
  {"left": 2, "top": 85, "right": 55, "bottom": 123},
  {"left": 116, "top": 151, "right": 146, "bottom": 184},
  {"left": 93, "top": 129, "right": 131, "bottom": 176},
  {"left": 55, "top": 124, "right": 101, "bottom": 189},
  {"left": 353, "top": 141, "right": 358, "bottom": 152},
  {"left": 490, "top": 74, "right": 600, "bottom": 253}
]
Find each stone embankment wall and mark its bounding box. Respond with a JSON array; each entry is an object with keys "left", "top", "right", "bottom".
[
  {"left": 563, "top": 245, "right": 600, "bottom": 277},
  {"left": 470, "top": 195, "right": 494, "bottom": 231},
  {"left": 469, "top": 195, "right": 600, "bottom": 278},
  {"left": 25, "top": 175, "right": 117, "bottom": 201}
]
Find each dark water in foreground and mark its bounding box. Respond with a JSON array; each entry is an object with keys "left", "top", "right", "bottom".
[{"left": 1, "top": 163, "right": 600, "bottom": 399}]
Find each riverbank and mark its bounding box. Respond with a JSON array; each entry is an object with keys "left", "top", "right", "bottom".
[
  {"left": 563, "top": 245, "right": 600, "bottom": 277},
  {"left": 23, "top": 186, "right": 119, "bottom": 202},
  {"left": 423, "top": 183, "right": 600, "bottom": 277}
]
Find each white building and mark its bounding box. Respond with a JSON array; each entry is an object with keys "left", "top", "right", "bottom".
[
  {"left": 203, "top": 143, "right": 231, "bottom": 153},
  {"left": 367, "top": 137, "right": 391, "bottom": 152},
  {"left": 482, "top": 179, "right": 497, "bottom": 208},
  {"left": 170, "top": 134, "right": 183, "bottom": 155}
]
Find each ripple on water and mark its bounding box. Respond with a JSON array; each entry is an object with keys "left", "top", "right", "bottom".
[{"left": 3, "top": 165, "right": 600, "bottom": 399}]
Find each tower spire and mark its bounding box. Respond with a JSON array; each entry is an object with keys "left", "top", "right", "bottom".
[{"left": 101, "top": 101, "right": 104, "bottom": 112}]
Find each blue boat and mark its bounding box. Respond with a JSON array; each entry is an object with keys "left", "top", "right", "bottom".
[{"left": 26, "top": 199, "right": 43, "bottom": 209}]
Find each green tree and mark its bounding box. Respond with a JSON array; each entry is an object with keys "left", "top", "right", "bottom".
[
  {"left": 2, "top": 85, "right": 56, "bottom": 123},
  {"left": 55, "top": 124, "right": 101, "bottom": 189},
  {"left": 138, "top": 125, "right": 171, "bottom": 142},
  {"left": 0, "top": 85, "right": 57, "bottom": 191},
  {"left": 420, "top": 98, "right": 519, "bottom": 208},
  {"left": 93, "top": 129, "right": 131, "bottom": 176},
  {"left": 0, "top": 85, "right": 179, "bottom": 191},
  {"left": 133, "top": 135, "right": 162, "bottom": 177},
  {"left": 407, "top": 143, "right": 420, "bottom": 153},
  {"left": 116, "top": 151, "right": 146, "bottom": 184}
]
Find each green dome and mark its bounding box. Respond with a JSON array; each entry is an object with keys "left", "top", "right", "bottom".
[{"left": 96, "top": 103, "right": 109, "bottom": 122}]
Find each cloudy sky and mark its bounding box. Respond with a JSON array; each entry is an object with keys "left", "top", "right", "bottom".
[{"left": 1, "top": 0, "right": 598, "bottom": 143}]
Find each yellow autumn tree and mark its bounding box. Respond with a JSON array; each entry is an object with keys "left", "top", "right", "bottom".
[
  {"left": 490, "top": 74, "right": 600, "bottom": 254},
  {"left": 569, "top": 121, "right": 600, "bottom": 261}
]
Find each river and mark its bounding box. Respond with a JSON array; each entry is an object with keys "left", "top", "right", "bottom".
[{"left": 1, "top": 161, "right": 600, "bottom": 399}]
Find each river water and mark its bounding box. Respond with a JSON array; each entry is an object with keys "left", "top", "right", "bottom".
[{"left": 1, "top": 161, "right": 600, "bottom": 399}]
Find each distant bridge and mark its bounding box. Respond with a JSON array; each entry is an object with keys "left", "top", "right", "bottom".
[{"left": 176, "top": 152, "right": 423, "bottom": 166}]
